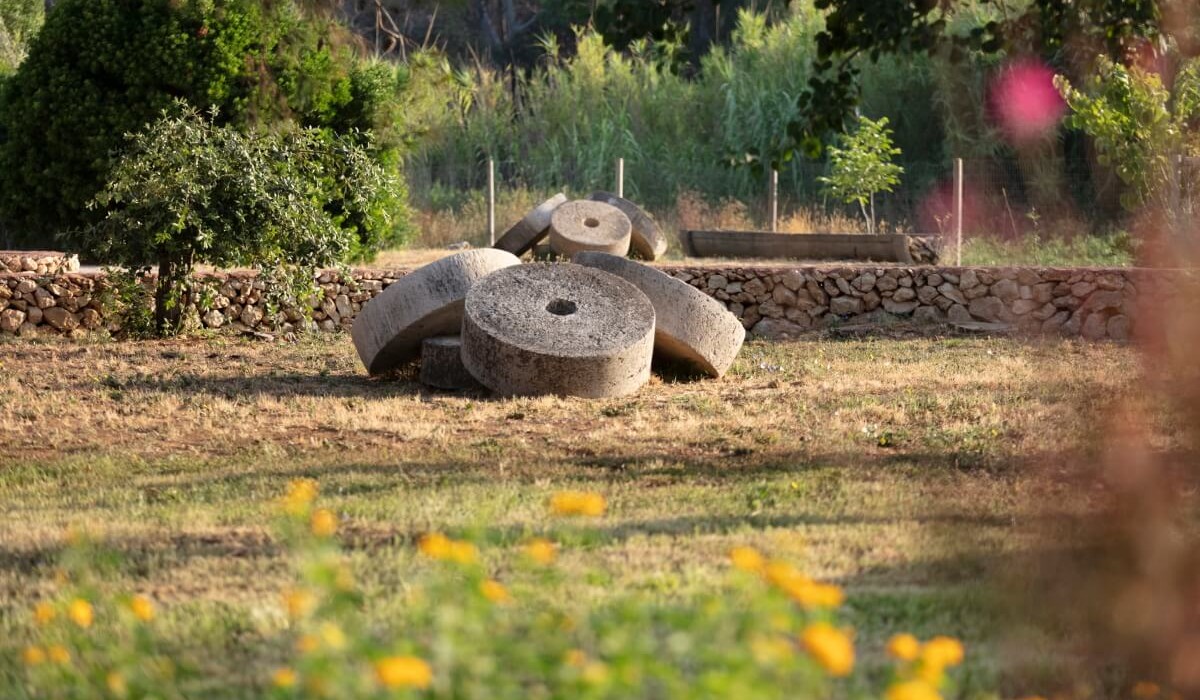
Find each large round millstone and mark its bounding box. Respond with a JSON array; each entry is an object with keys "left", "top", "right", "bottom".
[
  {"left": 351, "top": 249, "right": 521, "bottom": 375},
  {"left": 494, "top": 193, "right": 567, "bottom": 256},
  {"left": 587, "top": 191, "right": 668, "bottom": 260},
  {"left": 573, "top": 252, "right": 745, "bottom": 378},
  {"left": 548, "top": 200, "right": 632, "bottom": 258},
  {"left": 461, "top": 263, "right": 655, "bottom": 398},
  {"left": 419, "top": 336, "right": 481, "bottom": 390}
]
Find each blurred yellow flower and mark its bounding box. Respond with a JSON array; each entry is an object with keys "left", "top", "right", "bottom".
[
  {"left": 272, "top": 667, "right": 298, "bottom": 688},
  {"left": 763, "top": 560, "right": 807, "bottom": 589},
  {"left": 524, "top": 537, "right": 557, "bottom": 565},
  {"left": 320, "top": 622, "right": 347, "bottom": 650},
  {"left": 47, "top": 645, "right": 70, "bottom": 664},
  {"left": 887, "top": 679, "right": 942, "bottom": 700},
  {"left": 419, "top": 532, "right": 476, "bottom": 563},
  {"left": 106, "top": 671, "right": 128, "bottom": 698},
  {"left": 729, "top": 546, "right": 765, "bottom": 573},
  {"left": 68, "top": 598, "right": 93, "bottom": 628},
  {"left": 921, "top": 636, "right": 964, "bottom": 669},
  {"left": 33, "top": 601, "right": 55, "bottom": 626},
  {"left": 581, "top": 661, "right": 610, "bottom": 685},
  {"left": 800, "top": 622, "right": 854, "bottom": 677},
  {"left": 1133, "top": 683, "right": 1162, "bottom": 699},
  {"left": 129, "top": 595, "right": 154, "bottom": 622},
  {"left": 481, "top": 579, "right": 512, "bottom": 604},
  {"left": 296, "top": 634, "right": 320, "bottom": 654},
  {"left": 887, "top": 633, "right": 921, "bottom": 661},
  {"left": 282, "top": 588, "right": 316, "bottom": 620},
  {"left": 373, "top": 656, "right": 433, "bottom": 689},
  {"left": 750, "top": 635, "right": 793, "bottom": 664},
  {"left": 282, "top": 479, "right": 318, "bottom": 516},
  {"left": 549, "top": 491, "right": 606, "bottom": 517},
  {"left": 21, "top": 646, "right": 46, "bottom": 666},
  {"left": 448, "top": 540, "right": 478, "bottom": 565},
  {"left": 310, "top": 508, "right": 337, "bottom": 537}
]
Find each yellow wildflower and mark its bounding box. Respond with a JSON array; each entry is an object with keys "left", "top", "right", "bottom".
[
  {"left": 800, "top": 622, "right": 855, "bottom": 677},
  {"left": 373, "top": 656, "right": 433, "bottom": 689},
  {"left": 282, "top": 479, "right": 318, "bottom": 516},
  {"left": 581, "top": 661, "right": 610, "bottom": 685},
  {"left": 68, "top": 598, "right": 93, "bottom": 628},
  {"left": 282, "top": 588, "right": 316, "bottom": 620},
  {"left": 418, "top": 533, "right": 452, "bottom": 560},
  {"left": 320, "top": 622, "right": 347, "bottom": 650},
  {"left": 448, "top": 539, "right": 477, "bottom": 565},
  {"left": 750, "top": 635, "right": 794, "bottom": 664},
  {"left": 22, "top": 646, "right": 46, "bottom": 666},
  {"left": 921, "top": 636, "right": 964, "bottom": 669},
  {"left": 480, "top": 579, "right": 512, "bottom": 604},
  {"left": 129, "top": 595, "right": 154, "bottom": 622},
  {"left": 272, "top": 667, "right": 298, "bottom": 688},
  {"left": 1133, "top": 683, "right": 1162, "bottom": 699},
  {"left": 523, "top": 537, "right": 557, "bottom": 565},
  {"left": 549, "top": 491, "right": 606, "bottom": 517},
  {"left": 887, "top": 679, "right": 942, "bottom": 700},
  {"left": 296, "top": 634, "right": 320, "bottom": 654},
  {"left": 106, "top": 671, "right": 128, "bottom": 698},
  {"left": 33, "top": 601, "right": 55, "bottom": 626},
  {"left": 786, "top": 580, "right": 845, "bottom": 609},
  {"left": 729, "top": 546, "right": 765, "bottom": 574},
  {"left": 47, "top": 645, "right": 70, "bottom": 664},
  {"left": 763, "top": 560, "right": 807, "bottom": 589},
  {"left": 310, "top": 508, "right": 337, "bottom": 537},
  {"left": 887, "top": 633, "right": 921, "bottom": 661}
]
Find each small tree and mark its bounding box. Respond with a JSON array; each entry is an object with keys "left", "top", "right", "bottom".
[
  {"left": 819, "top": 115, "right": 904, "bottom": 234},
  {"left": 1055, "top": 56, "right": 1200, "bottom": 216},
  {"left": 86, "top": 104, "right": 397, "bottom": 335}
]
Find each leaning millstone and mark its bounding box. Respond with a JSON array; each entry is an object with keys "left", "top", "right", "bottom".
[
  {"left": 587, "top": 191, "right": 668, "bottom": 260},
  {"left": 493, "top": 193, "right": 567, "bottom": 256},
  {"left": 548, "top": 200, "right": 632, "bottom": 258},
  {"left": 573, "top": 252, "right": 745, "bottom": 378},
  {"left": 419, "top": 336, "right": 481, "bottom": 390},
  {"left": 351, "top": 249, "right": 521, "bottom": 375},
  {"left": 461, "top": 263, "right": 655, "bottom": 398}
]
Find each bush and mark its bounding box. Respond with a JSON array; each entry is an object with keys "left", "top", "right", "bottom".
[
  {"left": 0, "top": 0, "right": 41, "bottom": 76},
  {"left": 0, "top": 0, "right": 412, "bottom": 256},
  {"left": 86, "top": 104, "right": 398, "bottom": 335}
]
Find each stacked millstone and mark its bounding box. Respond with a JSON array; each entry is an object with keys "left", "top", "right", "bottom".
[
  {"left": 495, "top": 192, "right": 669, "bottom": 262},
  {"left": 350, "top": 203, "right": 744, "bottom": 398}
]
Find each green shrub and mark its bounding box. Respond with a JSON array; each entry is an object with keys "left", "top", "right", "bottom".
[
  {"left": 0, "top": 0, "right": 412, "bottom": 256},
  {"left": 0, "top": 0, "right": 41, "bottom": 75}
]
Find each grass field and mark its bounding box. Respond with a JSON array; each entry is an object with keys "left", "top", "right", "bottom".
[{"left": 0, "top": 333, "right": 1153, "bottom": 696}]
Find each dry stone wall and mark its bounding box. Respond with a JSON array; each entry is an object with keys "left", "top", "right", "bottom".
[{"left": 0, "top": 264, "right": 1182, "bottom": 342}]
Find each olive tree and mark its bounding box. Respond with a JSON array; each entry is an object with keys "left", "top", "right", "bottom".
[
  {"left": 819, "top": 115, "right": 904, "bottom": 234},
  {"left": 86, "top": 104, "right": 398, "bottom": 335}
]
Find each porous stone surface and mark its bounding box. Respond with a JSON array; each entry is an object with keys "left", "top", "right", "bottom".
[
  {"left": 0, "top": 251, "right": 79, "bottom": 275},
  {"left": 419, "top": 336, "right": 481, "bottom": 390},
  {"left": 573, "top": 252, "right": 744, "bottom": 377},
  {"left": 461, "top": 263, "right": 655, "bottom": 397},
  {"left": 548, "top": 200, "right": 632, "bottom": 258},
  {"left": 587, "top": 191, "right": 668, "bottom": 260},
  {"left": 351, "top": 249, "right": 520, "bottom": 375},
  {"left": 493, "top": 193, "right": 567, "bottom": 256}
]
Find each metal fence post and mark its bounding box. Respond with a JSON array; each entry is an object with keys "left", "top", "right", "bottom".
[
  {"left": 770, "top": 169, "right": 779, "bottom": 233},
  {"left": 617, "top": 158, "right": 624, "bottom": 199},
  {"left": 487, "top": 158, "right": 496, "bottom": 246},
  {"left": 954, "top": 158, "right": 964, "bottom": 266}
]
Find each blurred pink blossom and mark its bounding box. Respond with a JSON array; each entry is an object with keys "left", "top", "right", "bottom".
[{"left": 988, "top": 59, "right": 1066, "bottom": 143}]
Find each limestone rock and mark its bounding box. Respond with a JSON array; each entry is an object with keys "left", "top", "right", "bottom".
[
  {"left": 549, "top": 200, "right": 632, "bottom": 258},
  {"left": 587, "top": 191, "right": 668, "bottom": 259},
  {"left": 419, "top": 336, "right": 482, "bottom": 390},
  {"left": 43, "top": 307, "right": 78, "bottom": 332}
]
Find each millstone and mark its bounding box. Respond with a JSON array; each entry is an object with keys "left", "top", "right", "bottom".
[
  {"left": 461, "top": 263, "right": 655, "bottom": 397},
  {"left": 548, "top": 200, "right": 632, "bottom": 258},
  {"left": 351, "top": 249, "right": 521, "bottom": 375},
  {"left": 419, "top": 336, "right": 481, "bottom": 390},
  {"left": 573, "top": 252, "right": 745, "bottom": 377},
  {"left": 587, "top": 191, "right": 668, "bottom": 260},
  {"left": 493, "top": 193, "right": 567, "bottom": 256}
]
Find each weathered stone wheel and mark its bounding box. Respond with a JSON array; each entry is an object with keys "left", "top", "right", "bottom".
[
  {"left": 493, "top": 193, "right": 567, "bottom": 256},
  {"left": 419, "top": 336, "right": 481, "bottom": 390},
  {"left": 351, "top": 249, "right": 521, "bottom": 375},
  {"left": 573, "top": 252, "right": 745, "bottom": 377},
  {"left": 587, "top": 191, "right": 668, "bottom": 260},
  {"left": 461, "top": 263, "right": 655, "bottom": 397},
  {"left": 548, "top": 200, "right": 632, "bottom": 258}
]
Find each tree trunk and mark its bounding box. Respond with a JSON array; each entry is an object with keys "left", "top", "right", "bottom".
[
  {"left": 154, "top": 252, "right": 192, "bottom": 336},
  {"left": 859, "top": 200, "right": 871, "bottom": 234},
  {"left": 869, "top": 193, "right": 877, "bottom": 234}
]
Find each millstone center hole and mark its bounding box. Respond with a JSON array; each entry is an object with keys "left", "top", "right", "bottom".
[
  {"left": 546, "top": 298, "right": 577, "bottom": 316},
  {"left": 583, "top": 217, "right": 600, "bottom": 228}
]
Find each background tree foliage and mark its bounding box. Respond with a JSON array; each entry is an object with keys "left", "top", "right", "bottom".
[
  {"left": 0, "top": 0, "right": 41, "bottom": 76},
  {"left": 0, "top": 0, "right": 412, "bottom": 257}
]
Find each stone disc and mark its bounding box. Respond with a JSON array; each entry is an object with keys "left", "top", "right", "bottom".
[
  {"left": 587, "top": 191, "right": 668, "bottom": 260},
  {"left": 573, "top": 252, "right": 745, "bottom": 377},
  {"left": 419, "top": 336, "right": 482, "bottom": 390},
  {"left": 548, "top": 200, "right": 632, "bottom": 258},
  {"left": 461, "top": 263, "right": 655, "bottom": 397},
  {"left": 493, "top": 193, "right": 567, "bottom": 256},
  {"left": 351, "top": 249, "right": 521, "bottom": 375}
]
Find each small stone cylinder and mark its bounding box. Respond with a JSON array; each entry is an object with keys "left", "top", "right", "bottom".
[
  {"left": 548, "top": 200, "right": 632, "bottom": 258},
  {"left": 419, "top": 336, "right": 481, "bottom": 390}
]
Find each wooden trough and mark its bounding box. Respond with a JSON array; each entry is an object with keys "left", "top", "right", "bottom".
[{"left": 679, "top": 230, "right": 939, "bottom": 264}]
